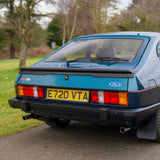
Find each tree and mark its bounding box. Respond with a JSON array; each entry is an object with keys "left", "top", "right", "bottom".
[
  {"left": 6, "top": 0, "right": 53, "bottom": 67},
  {"left": 56, "top": 0, "right": 79, "bottom": 45},
  {"left": 47, "top": 17, "right": 62, "bottom": 46},
  {"left": 8, "top": 0, "right": 15, "bottom": 58},
  {"left": 48, "top": 0, "right": 117, "bottom": 46},
  {"left": 0, "top": 28, "right": 7, "bottom": 51},
  {"left": 75, "top": 0, "right": 95, "bottom": 35},
  {"left": 112, "top": 0, "right": 160, "bottom": 32},
  {"left": 0, "top": 0, "right": 16, "bottom": 58},
  {"left": 47, "top": 0, "right": 95, "bottom": 46},
  {"left": 88, "top": 0, "right": 117, "bottom": 33}
]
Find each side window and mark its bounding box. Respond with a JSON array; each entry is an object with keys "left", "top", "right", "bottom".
[{"left": 157, "top": 41, "right": 160, "bottom": 57}]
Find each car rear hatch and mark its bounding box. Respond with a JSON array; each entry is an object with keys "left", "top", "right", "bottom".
[{"left": 15, "top": 67, "right": 134, "bottom": 107}]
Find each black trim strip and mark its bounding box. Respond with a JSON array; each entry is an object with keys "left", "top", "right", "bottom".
[{"left": 20, "top": 67, "right": 136, "bottom": 78}]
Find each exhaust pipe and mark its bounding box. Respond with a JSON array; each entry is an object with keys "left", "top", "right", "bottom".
[
  {"left": 119, "top": 127, "right": 131, "bottom": 134},
  {"left": 23, "top": 114, "right": 34, "bottom": 120}
]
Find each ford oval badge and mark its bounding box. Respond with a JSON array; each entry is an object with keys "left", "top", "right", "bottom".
[{"left": 109, "top": 82, "right": 121, "bottom": 87}]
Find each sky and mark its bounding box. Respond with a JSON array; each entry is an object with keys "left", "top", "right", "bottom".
[{"left": 118, "top": 0, "right": 132, "bottom": 10}]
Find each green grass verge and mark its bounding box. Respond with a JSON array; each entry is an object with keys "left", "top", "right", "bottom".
[{"left": 0, "top": 57, "right": 45, "bottom": 137}]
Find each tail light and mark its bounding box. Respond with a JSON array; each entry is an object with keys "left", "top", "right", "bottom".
[
  {"left": 37, "top": 86, "right": 45, "bottom": 98},
  {"left": 17, "top": 85, "right": 45, "bottom": 98},
  {"left": 91, "top": 91, "right": 99, "bottom": 103},
  {"left": 91, "top": 90, "right": 128, "bottom": 106}
]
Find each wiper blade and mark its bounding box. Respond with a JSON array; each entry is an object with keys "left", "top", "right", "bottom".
[
  {"left": 90, "top": 57, "right": 129, "bottom": 62},
  {"left": 66, "top": 60, "right": 80, "bottom": 67},
  {"left": 66, "top": 57, "right": 90, "bottom": 66}
]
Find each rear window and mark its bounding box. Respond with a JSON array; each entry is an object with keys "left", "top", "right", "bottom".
[{"left": 46, "top": 38, "right": 144, "bottom": 63}]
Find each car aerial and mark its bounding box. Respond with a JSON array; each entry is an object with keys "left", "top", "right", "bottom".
[{"left": 9, "top": 31, "right": 160, "bottom": 141}]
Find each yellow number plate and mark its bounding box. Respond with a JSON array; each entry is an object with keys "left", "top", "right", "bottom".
[{"left": 47, "top": 88, "right": 89, "bottom": 103}]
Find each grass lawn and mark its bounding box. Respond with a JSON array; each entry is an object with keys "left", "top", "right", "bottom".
[{"left": 0, "top": 56, "right": 45, "bottom": 137}]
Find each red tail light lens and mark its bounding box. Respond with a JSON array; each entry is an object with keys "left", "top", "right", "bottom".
[
  {"left": 91, "top": 90, "right": 128, "bottom": 106},
  {"left": 23, "top": 86, "right": 34, "bottom": 97},
  {"left": 37, "top": 86, "right": 45, "bottom": 98},
  {"left": 17, "top": 85, "right": 45, "bottom": 99},
  {"left": 104, "top": 92, "right": 119, "bottom": 105},
  {"left": 91, "top": 91, "right": 99, "bottom": 103}
]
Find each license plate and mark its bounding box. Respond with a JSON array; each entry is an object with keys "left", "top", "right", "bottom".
[{"left": 47, "top": 88, "right": 89, "bottom": 103}]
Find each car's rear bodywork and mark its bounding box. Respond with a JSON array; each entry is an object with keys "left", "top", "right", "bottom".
[{"left": 9, "top": 32, "right": 160, "bottom": 141}]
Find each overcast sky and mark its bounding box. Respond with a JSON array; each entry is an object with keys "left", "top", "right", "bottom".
[{"left": 118, "top": 0, "right": 132, "bottom": 10}]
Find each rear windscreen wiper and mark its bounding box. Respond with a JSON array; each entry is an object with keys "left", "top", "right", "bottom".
[
  {"left": 66, "top": 59, "right": 80, "bottom": 67},
  {"left": 66, "top": 57, "right": 90, "bottom": 66},
  {"left": 90, "top": 57, "right": 129, "bottom": 62}
]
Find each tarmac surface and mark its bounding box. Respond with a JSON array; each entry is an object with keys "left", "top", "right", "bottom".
[{"left": 0, "top": 121, "right": 160, "bottom": 160}]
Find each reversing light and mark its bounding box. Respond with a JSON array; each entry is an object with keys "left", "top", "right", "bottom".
[{"left": 91, "top": 90, "right": 128, "bottom": 106}]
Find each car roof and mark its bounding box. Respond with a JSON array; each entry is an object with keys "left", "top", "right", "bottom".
[{"left": 80, "top": 31, "right": 160, "bottom": 38}]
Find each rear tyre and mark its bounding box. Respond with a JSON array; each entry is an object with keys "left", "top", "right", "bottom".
[{"left": 45, "top": 118, "right": 71, "bottom": 128}]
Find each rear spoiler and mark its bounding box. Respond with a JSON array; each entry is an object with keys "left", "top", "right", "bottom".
[{"left": 20, "top": 67, "right": 136, "bottom": 78}]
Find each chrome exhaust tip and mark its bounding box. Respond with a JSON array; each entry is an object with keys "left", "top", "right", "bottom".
[{"left": 120, "top": 127, "right": 131, "bottom": 134}]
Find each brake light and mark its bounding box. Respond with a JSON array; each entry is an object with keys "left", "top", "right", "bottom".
[
  {"left": 37, "top": 86, "right": 45, "bottom": 98},
  {"left": 91, "top": 91, "right": 99, "bottom": 103},
  {"left": 17, "top": 85, "right": 45, "bottom": 99},
  {"left": 23, "top": 85, "right": 34, "bottom": 97},
  {"left": 104, "top": 92, "right": 119, "bottom": 105},
  {"left": 91, "top": 90, "right": 128, "bottom": 106}
]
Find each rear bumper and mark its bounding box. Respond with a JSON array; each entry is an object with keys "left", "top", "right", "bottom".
[{"left": 9, "top": 98, "right": 160, "bottom": 126}]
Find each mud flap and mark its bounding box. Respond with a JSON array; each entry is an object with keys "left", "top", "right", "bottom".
[{"left": 137, "top": 115, "right": 157, "bottom": 140}]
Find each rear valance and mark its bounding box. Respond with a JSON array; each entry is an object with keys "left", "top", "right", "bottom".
[{"left": 20, "top": 67, "right": 136, "bottom": 78}]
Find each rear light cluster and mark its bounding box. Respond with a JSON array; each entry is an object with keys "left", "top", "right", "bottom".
[
  {"left": 91, "top": 90, "right": 128, "bottom": 106},
  {"left": 17, "top": 85, "right": 128, "bottom": 106},
  {"left": 17, "top": 85, "right": 45, "bottom": 98}
]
